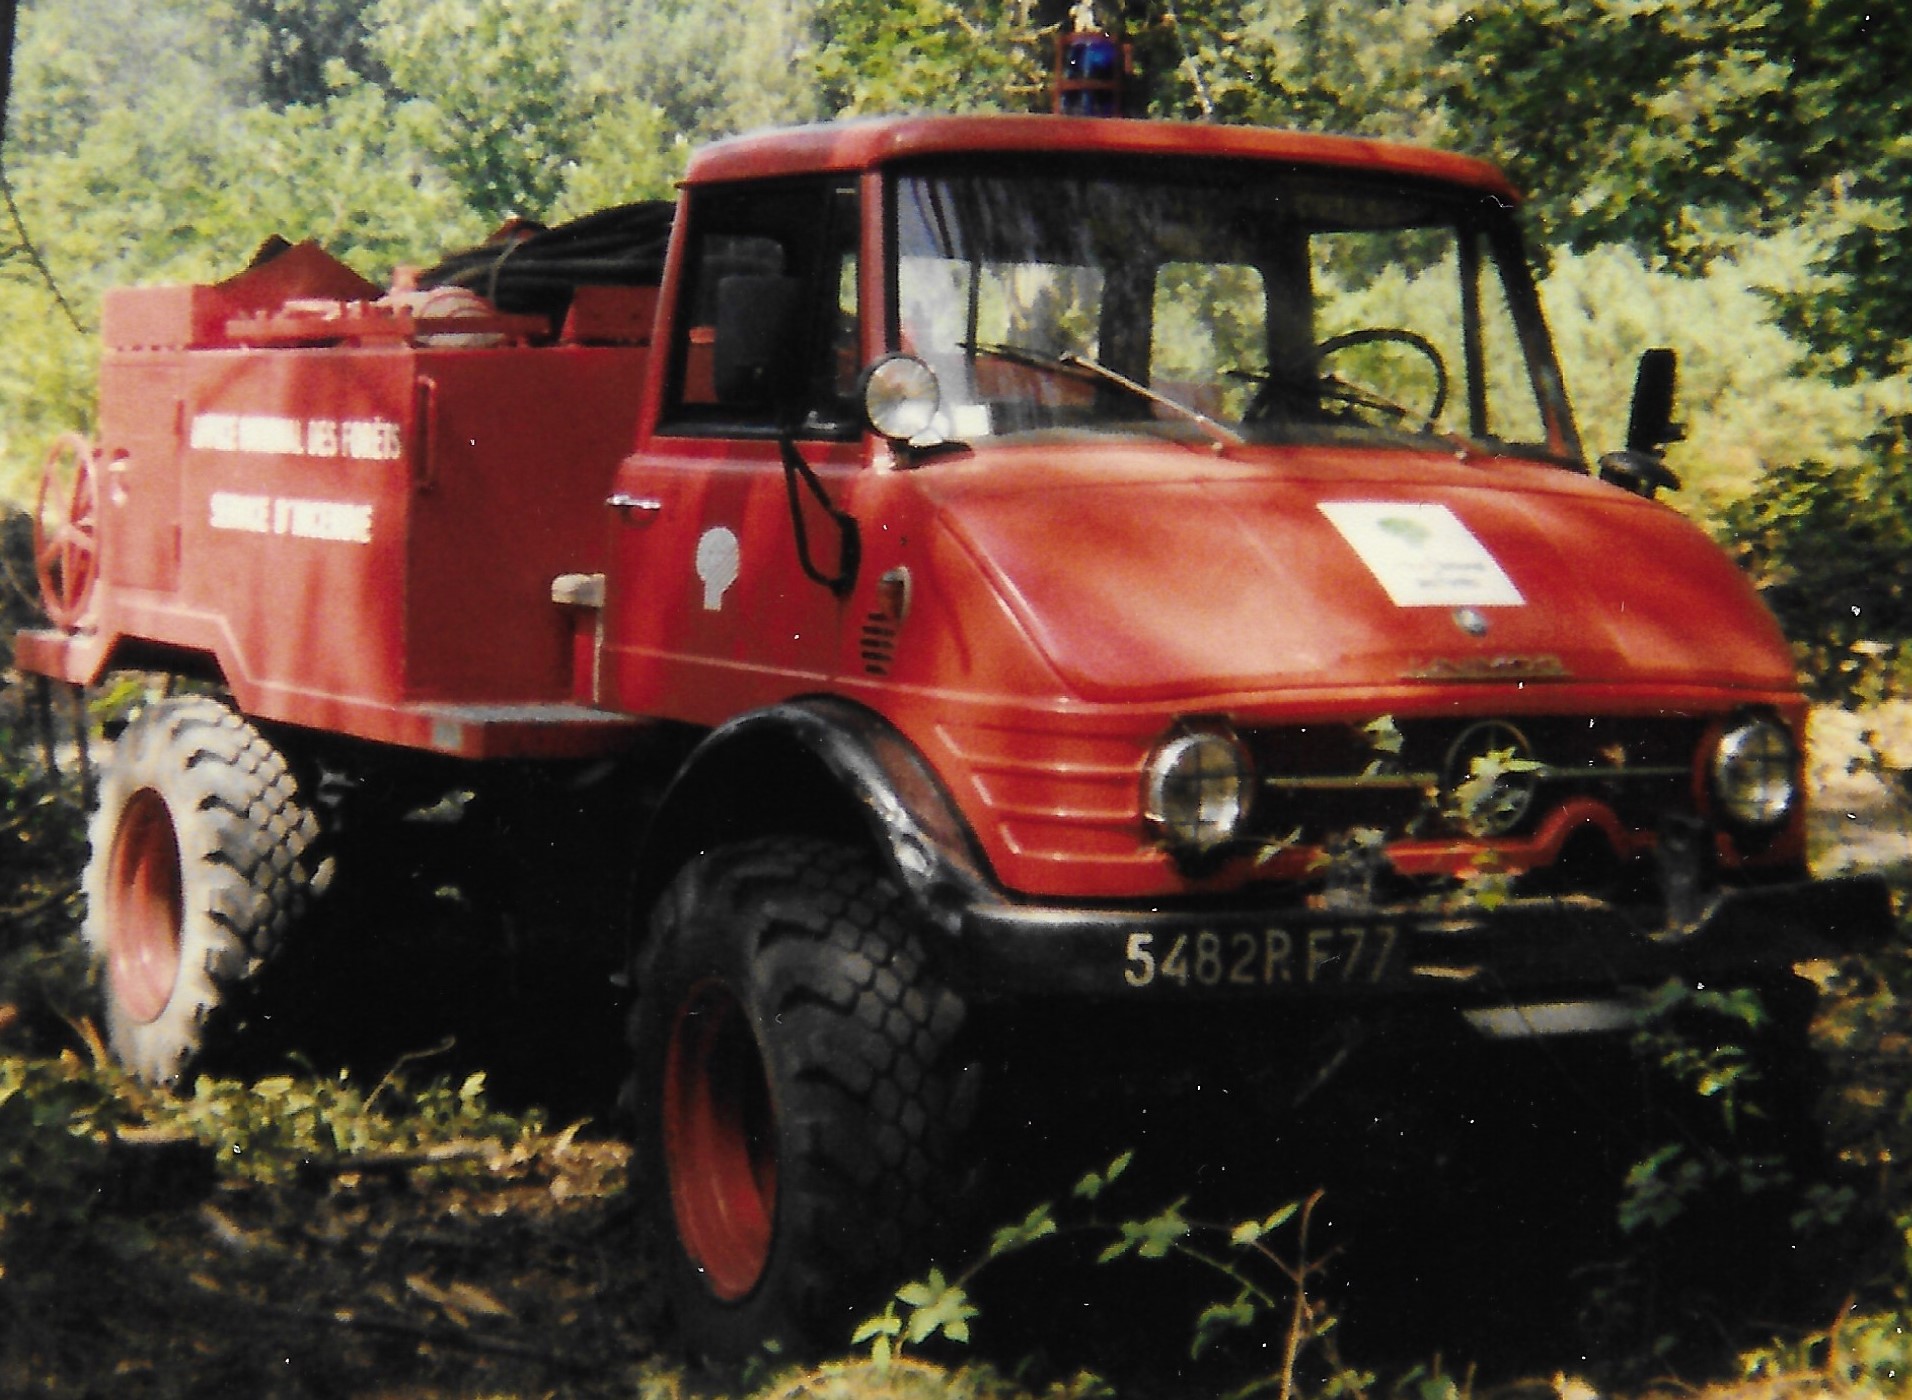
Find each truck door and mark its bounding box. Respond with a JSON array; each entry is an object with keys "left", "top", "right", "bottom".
[{"left": 606, "top": 178, "right": 864, "bottom": 723}]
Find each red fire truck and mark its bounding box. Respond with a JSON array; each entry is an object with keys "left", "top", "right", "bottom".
[{"left": 16, "top": 113, "right": 1893, "bottom": 1358}]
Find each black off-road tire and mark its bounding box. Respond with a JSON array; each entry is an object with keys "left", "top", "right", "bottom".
[
  {"left": 628, "top": 837, "right": 974, "bottom": 1365},
  {"left": 82, "top": 697, "right": 328, "bottom": 1086}
]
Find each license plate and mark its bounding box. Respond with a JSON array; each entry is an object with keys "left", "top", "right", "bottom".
[{"left": 1121, "top": 924, "right": 1399, "bottom": 991}]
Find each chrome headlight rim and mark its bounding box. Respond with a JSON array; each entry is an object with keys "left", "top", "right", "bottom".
[
  {"left": 1708, "top": 714, "right": 1799, "bottom": 833},
  {"left": 1142, "top": 721, "right": 1253, "bottom": 855},
  {"left": 860, "top": 353, "right": 942, "bottom": 444}
]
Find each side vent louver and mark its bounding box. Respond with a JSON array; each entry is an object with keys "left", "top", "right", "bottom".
[
  {"left": 861, "top": 566, "right": 912, "bottom": 677},
  {"left": 860, "top": 613, "right": 898, "bottom": 675}
]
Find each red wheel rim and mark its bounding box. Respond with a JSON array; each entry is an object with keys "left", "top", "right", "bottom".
[
  {"left": 662, "top": 979, "right": 778, "bottom": 1300},
  {"left": 33, "top": 435, "right": 101, "bottom": 630},
  {"left": 104, "top": 789, "right": 184, "bottom": 1026}
]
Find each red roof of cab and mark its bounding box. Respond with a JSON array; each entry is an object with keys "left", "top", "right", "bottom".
[{"left": 682, "top": 114, "right": 1520, "bottom": 201}]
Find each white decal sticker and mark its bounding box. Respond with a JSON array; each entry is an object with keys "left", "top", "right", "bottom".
[
  {"left": 695, "top": 526, "right": 741, "bottom": 611},
  {"left": 208, "top": 492, "right": 373, "bottom": 545},
  {"left": 190, "top": 412, "right": 403, "bottom": 462},
  {"left": 1318, "top": 502, "right": 1523, "bottom": 608}
]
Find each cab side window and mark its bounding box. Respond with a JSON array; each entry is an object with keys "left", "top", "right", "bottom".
[{"left": 665, "top": 180, "right": 860, "bottom": 438}]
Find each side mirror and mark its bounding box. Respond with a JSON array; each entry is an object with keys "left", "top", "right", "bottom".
[
  {"left": 712, "top": 274, "right": 802, "bottom": 405},
  {"left": 1599, "top": 347, "right": 1683, "bottom": 498},
  {"left": 1625, "top": 347, "right": 1682, "bottom": 454}
]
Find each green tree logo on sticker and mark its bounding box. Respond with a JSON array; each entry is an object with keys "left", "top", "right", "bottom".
[{"left": 1377, "top": 515, "right": 1431, "bottom": 545}]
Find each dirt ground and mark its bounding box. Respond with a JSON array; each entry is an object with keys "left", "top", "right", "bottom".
[{"left": 0, "top": 1088, "right": 668, "bottom": 1399}]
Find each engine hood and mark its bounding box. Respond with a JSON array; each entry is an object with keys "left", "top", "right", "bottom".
[{"left": 921, "top": 445, "right": 1796, "bottom": 705}]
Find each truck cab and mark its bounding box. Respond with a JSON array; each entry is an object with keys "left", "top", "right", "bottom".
[{"left": 609, "top": 117, "right": 1840, "bottom": 917}]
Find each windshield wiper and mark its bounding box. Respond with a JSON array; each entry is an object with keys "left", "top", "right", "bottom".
[
  {"left": 1315, "top": 373, "right": 1486, "bottom": 461},
  {"left": 967, "top": 341, "right": 1243, "bottom": 449}
]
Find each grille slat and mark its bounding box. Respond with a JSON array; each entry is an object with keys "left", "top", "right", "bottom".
[{"left": 1244, "top": 716, "right": 1703, "bottom": 844}]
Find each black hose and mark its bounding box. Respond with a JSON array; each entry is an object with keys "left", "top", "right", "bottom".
[{"left": 418, "top": 201, "right": 675, "bottom": 321}]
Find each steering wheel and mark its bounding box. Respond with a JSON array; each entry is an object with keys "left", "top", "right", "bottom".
[
  {"left": 1313, "top": 327, "right": 1449, "bottom": 427},
  {"left": 33, "top": 434, "right": 101, "bottom": 629}
]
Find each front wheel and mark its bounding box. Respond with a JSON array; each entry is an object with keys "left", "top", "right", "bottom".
[
  {"left": 83, "top": 698, "right": 327, "bottom": 1086},
  {"left": 629, "top": 838, "right": 973, "bottom": 1364}
]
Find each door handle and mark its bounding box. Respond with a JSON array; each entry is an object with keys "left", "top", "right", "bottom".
[{"left": 607, "top": 492, "right": 664, "bottom": 522}]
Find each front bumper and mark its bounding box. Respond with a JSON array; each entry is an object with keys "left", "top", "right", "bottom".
[{"left": 955, "top": 873, "right": 1896, "bottom": 1007}]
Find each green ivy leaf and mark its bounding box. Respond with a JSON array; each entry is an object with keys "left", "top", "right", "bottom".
[
  {"left": 852, "top": 1302, "right": 900, "bottom": 1346},
  {"left": 1113, "top": 1201, "right": 1189, "bottom": 1261},
  {"left": 897, "top": 1268, "right": 977, "bottom": 1346},
  {"left": 1620, "top": 1143, "right": 1710, "bottom": 1233},
  {"left": 1639, "top": 978, "right": 1692, "bottom": 1021},
  {"left": 1232, "top": 1199, "right": 1300, "bottom": 1247},
  {"left": 1253, "top": 825, "right": 1305, "bottom": 868},
  {"left": 1073, "top": 1149, "right": 1134, "bottom": 1202},
  {"left": 988, "top": 1202, "right": 1056, "bottom": 1258},
  {"left": 1192, "top": 1292, "right": 1257, "bottom": 1357},
  {"left": 1360, "top": 715, "right": 1405, "bottom": 757},
  {"left": 1695, "top": 985, "right": 1768, "bottom": 1031}
]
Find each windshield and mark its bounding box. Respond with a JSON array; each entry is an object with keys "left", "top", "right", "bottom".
[{"left": 891, "top": 157, "right": 1577, "bottom": 460}]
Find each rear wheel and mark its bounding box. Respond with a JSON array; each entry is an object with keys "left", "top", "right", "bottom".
[
  {"left": 629, "top": 838, "right": 973, "bottom": 1364},
  {"left": 83, "top": 698, "right": 327, "bottom": 1085}
]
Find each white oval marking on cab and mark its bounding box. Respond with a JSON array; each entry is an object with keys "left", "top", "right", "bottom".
[{"left": 695, "top": 526, "right": 741, "bottom": 611}]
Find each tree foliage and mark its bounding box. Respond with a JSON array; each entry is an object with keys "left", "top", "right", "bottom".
[
  {"left": 368, "top": 0, "right": 594, "bottom": 226},
  {"left": 1720, "top": 439, "right": 1912, "bottom": 703},
  {"left": 813, "top": 0, "right": 1046, "bottom": 116},
  {"left": 1442, "top": 0, "right": 1912, "bottom": 382},
  {"left": 585, "top": 0, "right": 824, "bottom": 143},
  {"left": 1135, "top": 0, "right": 1449, "bottom": 141},
  {"left": 212, "top": 0, "right": 389, "bottom": 108}
]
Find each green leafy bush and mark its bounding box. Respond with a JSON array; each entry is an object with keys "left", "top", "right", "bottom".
[
  {"left": 0, "top": 1053, "right": 131, "bottom": 1237},
  {"left": 0, "top": 1052, "right": 547, "bottom": 1279},
  {"left": 1718, "top": 432, "right": 1912, "bottom": 702},
  {"left": 857, "top": 1153, "right": 1382, "bottom": 1400},
  {"left": 158, "top": 1067, "right": 544, "bottom": 1185},
  {"left": 0, "top": 513, "right": 91, "bottom": 1038}
]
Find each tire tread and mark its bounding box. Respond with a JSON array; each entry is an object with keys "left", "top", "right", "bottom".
[
  {"left": 84, "top": 697, "right": 324, "bottom": 1084},
  {"left": 630, "top": 835, "right": 973, "bottom": 1364}
]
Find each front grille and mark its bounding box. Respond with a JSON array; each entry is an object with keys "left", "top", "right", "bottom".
[{"left": 1243, "top": 715, "right": 1704, "bottom": 845}]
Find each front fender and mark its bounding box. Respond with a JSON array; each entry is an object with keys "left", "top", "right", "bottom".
[{"left": 634, "top": 697, "right": 993, "bottom": 936}]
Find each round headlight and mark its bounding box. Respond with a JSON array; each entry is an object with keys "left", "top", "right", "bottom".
[
  {"left": 1710, "top": 717, "right": 1798, "bottom": 831},
  {"left": 861, "top": 354, "right": 942, "bottom": 443},
  {"left": 1143, "top": 724, "right": 1252, "bottom": 853}
]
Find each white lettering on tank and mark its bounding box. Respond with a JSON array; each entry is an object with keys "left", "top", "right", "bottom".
[
  {"left": 211, "top": 492, "right": 372, "bottom": 545},
  {"left": 237, "top": 416, "right": 303, "bottom": 454},
  {"left": 189, "top": 412, "right": 402, "bottom": 461},
  {"left": 190, "top": 414, "right": 239, "bottom": 452},
  {"left": 208, "top": 491, "right": 271, "bottom": 534}
]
